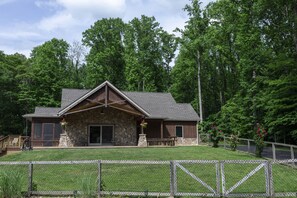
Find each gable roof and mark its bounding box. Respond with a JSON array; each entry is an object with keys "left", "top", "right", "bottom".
[
  {"left": 58, "top": 81, "right": 150, "bottom": 117},
  {"left": 24, "top": 81, "right": 199, "bottom": 121}
]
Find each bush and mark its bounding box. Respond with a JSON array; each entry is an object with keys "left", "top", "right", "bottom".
[
  {"left": 230, "top": 134, "right": 239, "bottom": 151},
  {"left": 0, "top": 170, "right": 23, "bottom": 198}
]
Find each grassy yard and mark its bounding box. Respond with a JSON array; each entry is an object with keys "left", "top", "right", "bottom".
[
  {"left": 0, "top": 146, "right": 296, "bottom": 196},
  {"left": 0, "top": 146, "right": 257, "bottom": 161}
]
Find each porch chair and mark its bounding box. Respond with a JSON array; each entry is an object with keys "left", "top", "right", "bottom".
[{"left": 11, "top": 138, "right": 19, "bottom": 146}]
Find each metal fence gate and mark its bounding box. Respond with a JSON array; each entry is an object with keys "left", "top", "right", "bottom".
[{"left": 0, "top": 159, "right": 296, "bottom": 197}]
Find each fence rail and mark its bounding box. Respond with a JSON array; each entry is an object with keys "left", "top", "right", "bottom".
[
  {"left": 0, "top": 159, "right": 296, "bottom": 197},
  {"left": 199, "top": 134, "right": 297, "bottom": 161}
]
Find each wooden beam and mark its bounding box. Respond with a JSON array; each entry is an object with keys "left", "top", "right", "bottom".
[
  {"left": 64, "top": 104, "right": 105, "bottom": 115},
  {"left": 105, "top": 85, "right": 108, "bottom": 107}
]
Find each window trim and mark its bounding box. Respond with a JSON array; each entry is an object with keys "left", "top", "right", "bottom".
[{"left": 175, "top": 125, "right": 183, "bottom": 138}]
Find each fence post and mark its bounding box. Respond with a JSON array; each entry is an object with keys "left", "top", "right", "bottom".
[
  {"left": 28, "top": 162, "right": 33, "bottom": 197},
  {"left": 272, "top": 144, "right": 276, "bottom": 161},
  {"left": 97, "top": 160, "right": 101, "bottom": 198},
  {"left": 290, "top": 146, "right": 295, "bottom": 161},
  {"left": 268, "top": 161, "right": 275, "bottom": 198},
  {"left": 220, "top": 161, "right": 225, "bottom": 197},
  {"left": 170, "top": 161, "right": 176, "bottom": 197},
  {"left": 264, "top": 161, "right": 270, "bottom": 196},
  {"left": 216, "top": 162, "right": 221, "bottom": 197},
  {"left": 247, "top": 140, "right": 250, "bottom": 153}
]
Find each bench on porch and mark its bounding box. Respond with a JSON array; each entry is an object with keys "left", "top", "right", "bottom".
[{"left": 147, "top": 137, "right": 176, "bottom": 146}]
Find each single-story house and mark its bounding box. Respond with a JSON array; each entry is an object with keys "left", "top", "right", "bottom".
[{"left": 23, "top": 81, "right": 199, "bottom": 147}]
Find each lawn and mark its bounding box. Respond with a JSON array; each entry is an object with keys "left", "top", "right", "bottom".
[
  {"left": 0, "top": 146, "right": 257, "bottom": 161},
  {"left": 0, "top": 146, "right": 296, "bottom": 197}
]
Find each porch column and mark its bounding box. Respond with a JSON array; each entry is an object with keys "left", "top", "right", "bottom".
[{"left": 161, "top": 121, "right": 164, "bottom": 139}]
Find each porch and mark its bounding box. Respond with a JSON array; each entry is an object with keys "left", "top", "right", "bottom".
[{"left": 0, "top": 135, "right": 31, "bottom": 155}]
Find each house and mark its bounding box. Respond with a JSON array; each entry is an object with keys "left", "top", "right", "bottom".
[{"left": 23, "top": 81, "right": 199, "bottom": 147}]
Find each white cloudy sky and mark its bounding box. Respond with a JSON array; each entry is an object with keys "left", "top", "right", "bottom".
[{"left": 0, "top": 0, "right": 213, "bottom": 57}]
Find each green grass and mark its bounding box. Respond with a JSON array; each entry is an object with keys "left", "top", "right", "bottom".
[
  {"left": 0, "top": 146, "right": 256, "bottom": 161},
  {"left": 0, "top": 146, "right": 296, "bottom": 196}
]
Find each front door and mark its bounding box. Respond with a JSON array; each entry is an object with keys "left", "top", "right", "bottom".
[{"left": 88, "top": 125, "right": 114, "bottom": 145}]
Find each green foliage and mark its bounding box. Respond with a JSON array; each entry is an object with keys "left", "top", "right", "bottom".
[
  {"left": 79, "top": 172, "right": 98, "bottom": 198},
  {"left": 82, "top": 18, "right": 126, "bottom": 89},
  {"left": 229, "top": 134, "right": 239, "bottom": 151},
  {"left": 254, "top": 124, "right": 268, "bottom": 157},
  {"left": 0, "top": 52, "right": 28, "bottom": 135},
  {"left": 208, "top": 124, "right": 224, "bottom": 148},
  {"left": 174, "top": 0, "right": 297, "bottom": 144},
  {"left": 125, "top": 15, "right": 177, "bottom": 92},
  {"left": 0, "top": 170, "right": 23, "bottom": 198}
]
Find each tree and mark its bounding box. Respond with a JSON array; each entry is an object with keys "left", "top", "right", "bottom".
[
  {"left": 0, "top": 52, "right": 28, "bottom": 135},
  {"left": 82, "top": 18, "right": 126, "bottom": 89},
  {"left": 68, "top": 41, "right": 86, "bottom": 88},
  {"left": 124, "top": 15, "right": 176, "bottom": 92},
  {"left": 18, "top": 38, "right": 70, "bottom": 108}
]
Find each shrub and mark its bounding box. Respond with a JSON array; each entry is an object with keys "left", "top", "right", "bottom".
[
  {"left": 230, "top": 134, "right": 239, "bottom": 151},
  {"left": 254, "top": 123, "right": 267, "bottom": 157},
  {"left": 208, "top": 123, "right": 224, "bottom": 148}
]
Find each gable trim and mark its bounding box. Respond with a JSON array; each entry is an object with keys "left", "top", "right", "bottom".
[{"left": 57, "top": 81, "right": 150, "bottom": 117}]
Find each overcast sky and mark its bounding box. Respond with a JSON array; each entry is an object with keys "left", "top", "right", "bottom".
[{"left": 0, "top": 0, "right": 213, "bottom": 57}]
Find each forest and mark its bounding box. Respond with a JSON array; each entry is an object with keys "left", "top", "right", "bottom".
[{"left": 0, "top": 0, "right": 296, "bottom": 144}]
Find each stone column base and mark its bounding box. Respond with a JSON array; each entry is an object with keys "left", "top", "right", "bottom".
[
  {"left": 138, "top": 134, "right": 147, "bottom": 147},
  {"left": 59, "top": 133, "right": 73, "bottom": 147}
]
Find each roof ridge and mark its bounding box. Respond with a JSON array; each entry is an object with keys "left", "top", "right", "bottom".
[
  {"left": 62, "top": 88, "right": 90, "bottom": 91},
  {"left": 123, "top": 91, "right": 172, "bottom": 94}
]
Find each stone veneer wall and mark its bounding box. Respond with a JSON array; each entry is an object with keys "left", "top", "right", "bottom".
[{"left": 65, "top": 107, "right": 137, "bottom": 146}]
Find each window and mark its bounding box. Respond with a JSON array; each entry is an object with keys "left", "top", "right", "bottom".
[
  {"left": 89, "top": 125, "right": 114, "bottom": 145},
  {"left": 176, "top": 126, "right": 183, "bottom": 137},
  {"left": 33, "top": 123, "right": 42, "bottom": 139}
]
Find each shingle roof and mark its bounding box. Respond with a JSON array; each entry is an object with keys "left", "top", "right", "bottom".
[
  {"left": 24, "top": 84, "right": 199, "bottom": 121},
  {"left": 23, "top": 107, "right": 61, "bottom": 118},
  {"left": 61, "top": 88, "right": 90, "bottom": 108},
  {"left": 123, "top": 92, "right": 199, "bottom": 121}
]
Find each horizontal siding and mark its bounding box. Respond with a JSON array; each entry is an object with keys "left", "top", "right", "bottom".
[{"left": 164, "top": 121, "right": 197, "bottom": 138}]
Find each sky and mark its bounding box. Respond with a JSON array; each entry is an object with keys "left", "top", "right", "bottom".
[{"left": 0, "top": 0, "right": 213, "bottom": 57}]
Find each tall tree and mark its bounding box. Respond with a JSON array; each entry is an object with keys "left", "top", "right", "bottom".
[
  {"left": 0, "top": 52, "right": 28, "bottom": 135},
  {"left": 18, "top": 38, "right": 70, "bottom": 108},
  {"left": 82, "top": 18, "right": 126, "bottom": 89},
  {"left": 68, "top": 41, "right": 87, "bottom": 88},
  {"left": 124, "top": 15, "right": 176, "bottom": 92}
]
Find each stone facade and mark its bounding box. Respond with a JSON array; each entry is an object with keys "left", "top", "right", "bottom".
[
  {"left": 137, "top": 134, "right": 147, "bottom": 147},
  {"left": 175, "top": 137, "right": 198, "bottom": 146},
  {"left": 64, "top": 107, "right": 137, "bottom": 146}
]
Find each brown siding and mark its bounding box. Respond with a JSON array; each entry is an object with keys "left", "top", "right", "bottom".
[
  {"left": 164, "top": 121, "right": 197, "bottom": 138},
  {"left": 144, "top": 120, "right": 162, "bottom": 138}
]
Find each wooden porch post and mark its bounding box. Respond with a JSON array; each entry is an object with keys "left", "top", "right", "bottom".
[{"left": 161, "top": 121, "right": 164, "bottom": 139}]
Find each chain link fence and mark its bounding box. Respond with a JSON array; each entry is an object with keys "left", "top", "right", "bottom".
[{"left": 0, "top": 159, "right": 296, "bottom": 197}]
